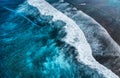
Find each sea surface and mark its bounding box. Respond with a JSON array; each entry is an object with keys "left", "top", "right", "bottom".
[{"left": 0, "top": 0, "right": 25, "bottom": 24}]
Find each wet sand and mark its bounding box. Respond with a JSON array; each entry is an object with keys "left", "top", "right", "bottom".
[{"left": 65, "top": 0, "right": 120, "bottom": 45}]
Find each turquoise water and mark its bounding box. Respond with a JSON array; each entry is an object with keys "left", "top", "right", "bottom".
[
  {"left": 0, "top": 2, "right": 77, "bottom": 78},
  {"left": 0, "top": 1, "right": 104, "bottom": 78}
]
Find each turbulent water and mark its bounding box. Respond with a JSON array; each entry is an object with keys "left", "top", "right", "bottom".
[
  {"left": 65, "top": 0, "right": 120, "bottom": 46},
  {"left": 0, "top": 0, "right": 119, "bottom": 78},
  {"left": 50, "top": 1, "right": 120, "bottom": 76}
]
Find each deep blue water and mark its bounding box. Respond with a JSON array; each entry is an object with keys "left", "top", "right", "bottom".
[{"left": 0, "top": 0, "right": 25, "bottom": 24}]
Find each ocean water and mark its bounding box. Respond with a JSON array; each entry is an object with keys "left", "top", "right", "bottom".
[
  {"left": 0, "top": 0, "right": 25, "bottom": 24},
  {"left": 0, "top": 2, "right": 70, "bottom": 77},
  {"left": 0, "top": 1, "right": 104, "bottom": 78}
]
